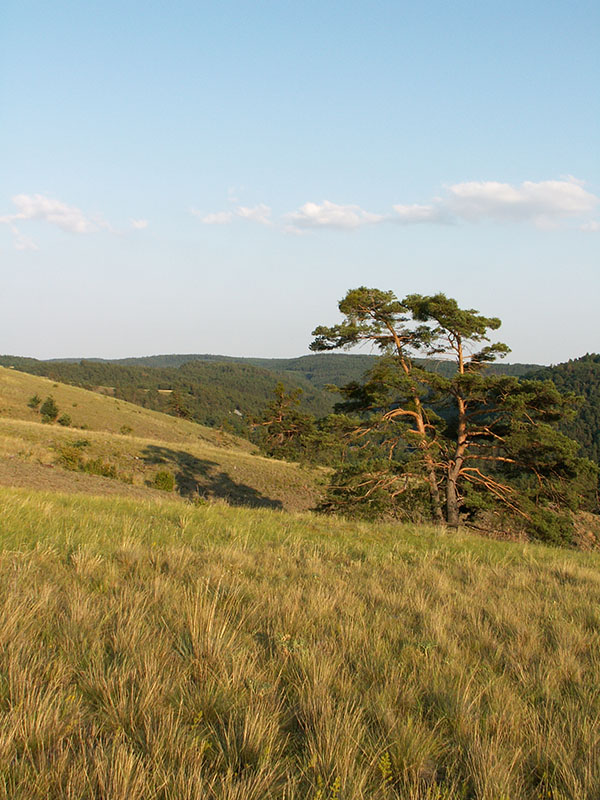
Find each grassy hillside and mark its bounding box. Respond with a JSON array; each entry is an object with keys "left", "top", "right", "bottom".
[
  {"left": 0, "top": 365, "right": 249, "bottom": 447},
  {"left": 0, "top": 367, "right": 323, "bottom": 511},
  {"left": 1, "top": 487, "right": 600, "bottom": 799},
  {"left": 0, "top": 357, "right": 335, "bottom": 432}
]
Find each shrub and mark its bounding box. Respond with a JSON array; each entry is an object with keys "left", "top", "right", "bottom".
[
  {"left": 55, "top": 445, "right": 121, "bottom": 481},
  {"left": 27, "top": 394, "right": 42, "bottom": 409},
  {"left": 83, "top": 459, "right": 118, "bottom": 479},
  {"left": 56, "top": 446, "right": 83, "bottom": 471},
  {"left": 153, "top": 470, "right": 176, "bottom": 492},
  {"left": 57, "top": 414, "right": 72, "bottom": 427},
  {"left": 40, "top": 396, "right": 59, "bottom": 422}
]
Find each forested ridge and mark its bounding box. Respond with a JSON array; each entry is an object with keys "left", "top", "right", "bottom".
[
  {"left": 2, "top": 351, "right": 598, "bottom": 466},
  {"left": 527, "top": 354, "right": 600, "bottom": 463},
  {"left": 43, "top": 351, "right": 542, "bottom": 386},
  {"left": 0, "top": 357, "right": 333, "bottom": 435}
]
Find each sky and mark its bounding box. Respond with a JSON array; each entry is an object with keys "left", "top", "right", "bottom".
[{"left": 1, "top": 0, "right": 598, "bottom": 364}]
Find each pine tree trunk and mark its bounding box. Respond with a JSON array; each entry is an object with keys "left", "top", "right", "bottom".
[
  {"left": 446, "top": 469, "right": 460, "bottom": 527},
  {"left": 413, "top": 400, "right": 444, "bottom": 524},
  {"left": 426, "top": 461, "right": 445, "bottom": 524},
  {"left": 446, "top": 393, "right": 467, "bottom": 528}
]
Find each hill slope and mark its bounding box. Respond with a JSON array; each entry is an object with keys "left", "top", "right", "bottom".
[
  {"left": 40, "top": 351, "right": 544, "bottom": 386},
  {"left": 2, "top": 487, "right": 600, "bottom": 798},
  {"left": 0, "top": 367, "right": 323, "bottom": 510},
  {"left": 0, "top": 356, "right": 335, "bottom": 432},
  {"left": 4, "top": 351, "right": 598, "bottom": 470},
  {"left": 527, "top": 354, "right": 600, "bottom": 463}
]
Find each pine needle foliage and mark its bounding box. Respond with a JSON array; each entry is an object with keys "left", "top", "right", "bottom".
[{"left": 311, "top": 288, "right": 598, "bottom": 543}]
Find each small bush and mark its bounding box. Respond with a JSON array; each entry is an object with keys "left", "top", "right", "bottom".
[
  {"left": 27, "top": 394, "right": 42, "bottom": 409},
  {"left": 55, "top": 444, "right": 121, "bottom": 481},
  {"left": 40, "top": 396, "right": 59, "bottom": 423},
  {"left": 56, "top": 446, "right": 83, "bottom": 471},
  {"left": 529, "top": 507, "right": 575, "bottom": 546},
  {"left": 57, "top": 414, "right": 72, "bottom": 427},
  {"left": 83, "top": 459, "right": 118, "bottom": 479},
  {"left": 153, "top": 470, "right": 176, "bottom": 492},
  {"left": 120, "top": 425, "right": 133, "bottom": 435}
]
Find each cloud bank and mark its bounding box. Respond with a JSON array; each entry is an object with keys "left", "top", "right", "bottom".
[
  {"left": 0, "top": 194, "right": 152, "bottom": 248},
  {"left": 196, "top": 177, "right": 599, "bottom": 233},
  {"left": 284, "top": 200, "right": 383, "bottom": 230},
  {"left": 3, "top": 178, "right": 597, "bottom": 251},
  {"left": 445, "top": 178, "right": 598, "bottom": 226}
]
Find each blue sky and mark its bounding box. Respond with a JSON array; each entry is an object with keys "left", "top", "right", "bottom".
[{"left": 1, "top": 0, "right": 598, "bottom": 363}]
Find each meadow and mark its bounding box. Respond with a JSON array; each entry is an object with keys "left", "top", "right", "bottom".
[
  {"left": 1, "top": 487, "right": 599, "bottom": 799},
  {"left": 0, "top": 366, "right": 322, "bottom": 512}
]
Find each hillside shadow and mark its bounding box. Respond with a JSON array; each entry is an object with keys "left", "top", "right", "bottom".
[{"left": 141, "top": 445, "right": 283, "bottom": 509}]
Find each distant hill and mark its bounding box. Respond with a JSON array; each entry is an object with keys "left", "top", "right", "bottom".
[
  {"left": 0, "top": 357, "right": 335, "bottom": 434},
  {"left": 0, "top": 366, "right": 322, "bottom": 510},
  {"left": 39, "top": 351, "right": 545, "bottom": 386},
  {"left": 526, "top": 354, "right": 600, "bottom": 464},
  {"left": 0, "top": 352, "right": 546, "bottom": 438},
  {"left": 3, "top": 351, "right": 599, "bottom": 466}
]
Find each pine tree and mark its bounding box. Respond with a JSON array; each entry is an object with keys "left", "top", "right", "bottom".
[{"left": 312, "top": 288, "right": 597, "bottom": 543}]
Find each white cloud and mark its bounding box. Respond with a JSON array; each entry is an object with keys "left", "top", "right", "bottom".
[
  {"left": 236, "top": 204, "right": 271, "bottom": 225},
  {"left": 0, "top": 193, "right": 119, "bottom": 248},
  {"left": 194, "top": 210, "right": 234, "bottom": 225},
  {"left": 580, "top": 220, "right": 600, "bottom": 232},
  {"left": 194, "top": 177, "right": 599, "bottom": 235},
  {"left": 11, "top": 193, "right": 102, "bottom": 233},
  {"left": 193, "top": 204, "right": 271, "bottom": 226},
  {"left": 285, "top": 200, "right": 383, "bottom": 230},
  {"left": 130, "top": 218, "right": 149, "bottom": 230},
  {"left": 392, "top": 203, "right": 449, "bottom": 224},
  {"left": 13, "top": 231, "right": 38, "bottom": 251},
  {"left": 445, "top": 178, "right": 598, "bottom": 226}
]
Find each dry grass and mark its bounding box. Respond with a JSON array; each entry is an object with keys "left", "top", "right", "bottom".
[
  {"left": 0, "top": 417, "right": 322, "bottom": 511},
  {"left": 0, "top": 365, "right": 251, "bottom": 449},
  {"left": 0, "top": 366, "right": 325, "bottom": 511},
  {"left": 1, "top": 487, "right": 600, "bottom": 798}
]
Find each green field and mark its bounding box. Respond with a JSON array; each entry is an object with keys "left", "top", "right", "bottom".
[{"left": 1, "top": 488, "right": 600, "bottom": 799}]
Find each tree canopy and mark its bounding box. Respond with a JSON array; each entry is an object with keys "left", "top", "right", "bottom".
[{"left": 311, "top": 287, "right": 597, "bottom": 544}]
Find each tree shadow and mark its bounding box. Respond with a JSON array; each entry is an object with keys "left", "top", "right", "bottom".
[{"left": 141, "top": 445, "right": 283, "bottom": 509}]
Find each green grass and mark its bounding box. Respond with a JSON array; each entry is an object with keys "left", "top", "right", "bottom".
[{"left": 1, "top": 487, "right": 600, "bottom": 799}]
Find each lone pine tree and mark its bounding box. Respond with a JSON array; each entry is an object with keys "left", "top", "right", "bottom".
[{"left": 311, "top": 287, "right": 597, "bottom": 543}]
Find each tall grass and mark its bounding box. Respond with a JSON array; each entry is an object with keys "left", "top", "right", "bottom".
[{"left": 1, "top": 487, "right": 599, "bottom": 798}]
